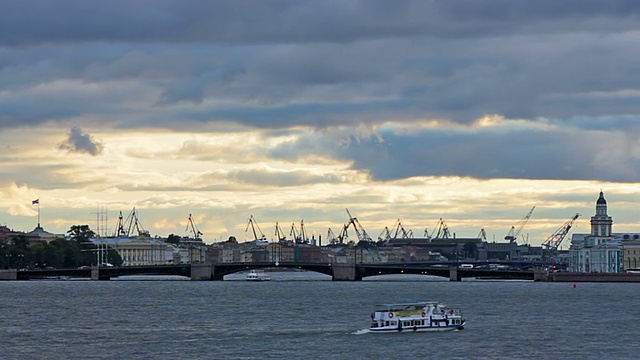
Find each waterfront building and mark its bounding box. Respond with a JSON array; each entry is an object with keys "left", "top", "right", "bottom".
[
  {"left": 622, "top": 240, "right": 640, "bottom": 270},
  {"left": 91, "top": 236, "right": 176, "bottom": 266},
  {"left": 0, "top": 225, "right": 27, "bottom": 243},
  {"left": 569, "top": 191, "right": 640, "bottom": 273},
  {"left": 483, "top": 241, "right": 519, "bottom": 261}
]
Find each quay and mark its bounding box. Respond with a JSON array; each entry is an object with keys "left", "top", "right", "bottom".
[{"left": 534, "top": 270, "right": 640, "bottom": 282}]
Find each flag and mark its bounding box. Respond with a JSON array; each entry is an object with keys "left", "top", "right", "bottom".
[{"left": 32, "top": 199, "right": 39, "bottom": 205}]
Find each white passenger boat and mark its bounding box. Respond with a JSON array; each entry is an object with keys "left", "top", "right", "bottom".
[
  {"left": 369, "top": 301, "right": 465, "bottom": 333},
  {"left": 246, "top": 269, "right": 270, "bottom": 281}
]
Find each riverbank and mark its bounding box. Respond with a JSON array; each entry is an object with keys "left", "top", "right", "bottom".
[{"left": 534, "top": 270, "right": 640, "bottom": 282}]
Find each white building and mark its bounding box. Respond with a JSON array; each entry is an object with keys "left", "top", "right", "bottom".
[
  {"left": 91, "top": 236, "right": 176, "bottom": 266},
  {"left": 569, "top": 191, "right": 640, "bottom": 273}
]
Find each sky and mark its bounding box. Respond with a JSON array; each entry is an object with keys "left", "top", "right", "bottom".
[{"left": 2, "top": 0, "right": 640, "bottom": 246}]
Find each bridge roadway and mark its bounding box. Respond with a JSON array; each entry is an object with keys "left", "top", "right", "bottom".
[{"left": 7, "top": 261, "right": 535, "bottom": 281}]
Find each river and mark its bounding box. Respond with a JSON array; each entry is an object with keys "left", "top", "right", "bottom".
[{"left": 1, "top": 271, "right": 638, "bottom": 359}]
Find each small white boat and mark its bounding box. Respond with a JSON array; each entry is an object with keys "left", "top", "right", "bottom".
[
  {"left": 369, "top": 301, "right": 465, "bottom": 333},
  {"left": 246, "top": 269, "right": 270, "bottom": 281}
]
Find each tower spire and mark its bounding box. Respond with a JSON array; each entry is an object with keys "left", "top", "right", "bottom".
[{"left": 591, "top": 191, "right": 612, "bottom": 238}]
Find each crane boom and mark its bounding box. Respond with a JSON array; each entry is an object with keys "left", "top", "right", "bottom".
[
  {"left": 428, "top": 218, "right": 450, "bottom": 239},
  {"left": 274, "top": 222, "right": 286, "bottom": 241},
  {"left": 542, "top": 213, "right": 580, "bottom": 251},
  {"left": 339, "top": 208, "right": 372, "bottom": 244},
  {"left": 505, "top": 206, "right": 535, "bottom": 243},
  {"left": 185, "top": 214, "right": 203, "bottom": 239},
  {"left": 378, "top": 227, "right": 391, "bottom": 242},
  {"left": 328, "top": 228, "right": 338, "bottom": 244},
  {"left": 245, "top": 215, "right": 266, "bottom": 241}
]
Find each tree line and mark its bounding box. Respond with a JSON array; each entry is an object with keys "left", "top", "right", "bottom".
[{"left": 0, "top": 225, "right": 122, "bottom": 269}]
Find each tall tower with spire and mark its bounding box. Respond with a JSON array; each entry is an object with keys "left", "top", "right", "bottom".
[{"left": 590, "top": 191, "right": 613, "bottom": 239}]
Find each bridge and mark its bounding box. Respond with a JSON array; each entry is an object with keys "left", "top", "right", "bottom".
[{"left": 0, "top": 261, "right": 536, "bottom": 281}]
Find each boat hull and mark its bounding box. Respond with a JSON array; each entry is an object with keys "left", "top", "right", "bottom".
[
  {"left": 369, "top": 322, "right": 465, "bottom": 333},
  {"left": 246, "top": 270, "right": 270, "bottom": 281},
  {"left": 369, "top": 301, "right": 466, "bottom": 333}
]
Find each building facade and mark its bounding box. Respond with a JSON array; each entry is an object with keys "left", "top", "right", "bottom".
[
  {"left": 622, "top": 239, "right": 640, "bottom": 270},
  {"left": 569, "top": 191, "right": 640, "bottom": 273}
]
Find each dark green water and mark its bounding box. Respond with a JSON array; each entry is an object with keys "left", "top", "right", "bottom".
[{"left": 1, "top": 272, "right": 638, "bottom": 359}]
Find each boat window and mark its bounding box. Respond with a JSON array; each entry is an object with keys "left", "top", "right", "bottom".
[{"left": 385, "top": 321, "right": 389, "bottom": 326}]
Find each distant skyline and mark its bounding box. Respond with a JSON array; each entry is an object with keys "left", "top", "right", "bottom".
[{"left": 2, "top": 1, "right": 640, "bottom": 245}]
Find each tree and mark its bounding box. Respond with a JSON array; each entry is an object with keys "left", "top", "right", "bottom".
[
  {"left": 67, "top": 225, "right": 95, "bottom": 243},
  {"left": 166, "top": 234, "right": 181, "bottom": 245}
]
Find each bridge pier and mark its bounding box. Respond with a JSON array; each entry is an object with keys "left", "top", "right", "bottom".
[
  {"left": 533, "top": 270, "right": 551, "bottom": 282},
  {"left": 449, "top": 266, "right": 460, "bottom": 281},
  {"left": 332, "top": 263, "right": 360, "bottom": 281},
  {"left": 91, "top": 267, "right": 100, "bottom": 280},
  {"left": 0, "top": 269, "right": 17, "bottom": 280},
  {"left": 191, "top": 263, "right": 214, "bottom": 281}
]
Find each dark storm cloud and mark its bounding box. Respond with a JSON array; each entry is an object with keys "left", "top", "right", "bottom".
[
  {"left": 2, "top": 1, "right": 639, "bottom": 45},
  {"left": 58, "top": 127, "right": 104, "bottom": 155},
  {"left": 270, "top": 122, "right": 640, "bottom": 183}
]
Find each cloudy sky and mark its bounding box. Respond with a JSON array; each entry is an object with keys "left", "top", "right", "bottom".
[{"left": 1, "top": 0, "right": 640, "bottom": 246}]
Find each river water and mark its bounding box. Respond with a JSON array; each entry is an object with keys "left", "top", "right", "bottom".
[{"left": 1, "top": 271, "right": 639, "bottom": 359}]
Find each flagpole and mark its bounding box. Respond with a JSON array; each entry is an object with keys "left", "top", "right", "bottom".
[{"left": 37, "top": 202, "right": 40, "bottom": 227}]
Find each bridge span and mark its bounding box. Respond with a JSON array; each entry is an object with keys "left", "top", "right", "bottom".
[{"left": 1, "top": 262, "right": 535, "bottom": 281}]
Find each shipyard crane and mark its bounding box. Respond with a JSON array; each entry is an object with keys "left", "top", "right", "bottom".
[
  {"left": 390, "top": 219, "right": 413, "bottom": 239},
  {"left": 378, "top": 227, "right": 392, "bottom": 242},
  {"left": 338, "top": 208, "right": 373, "bottom": 244},
  {"left": 290, "top": 220, "right": 309, "bottom": 244},
  {"left": 542, "top": 213, "right": 581, "bottom": 252},
  {"left": 185, "top": 214, "right": 203, "bottom": 239},
  {"left": 274, "top": 222, "right": 287, "bottom": 242},
  {"left": 299, "top": 220, "right": 309, "bottom": 244},
  {"left": 378, "top": 219, "right": 413, "bottom": 241},
  {"left": 426, "top": 218, "right": 450, "bottom": 239},
  {"left": 290, "top": 222, "right": 299, "bottom": 241},
  {"left": 327, "top": 228, "right": 339, "bottom": 244},
  {"left": 505, "top": 206, "right": 535, "bottom": 243},
  {"left": 114, "top": 211, "right": 127, "bottom": 237},
  {"left": 115, "top": 207, "right": 150, "bottom": 238},
  {"left": 245, "top": 215, "right": 267, "bottom": 242}
]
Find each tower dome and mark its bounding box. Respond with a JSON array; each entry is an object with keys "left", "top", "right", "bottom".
[{"left": 596, "top": 191, "right": 606, "bottom": 205}]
